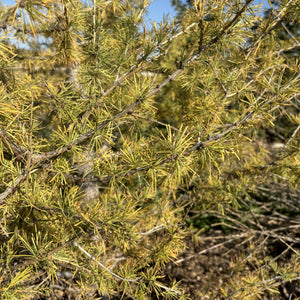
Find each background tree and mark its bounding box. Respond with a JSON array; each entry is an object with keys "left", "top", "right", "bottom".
[{"left": 0, "top": 0, "right": 299, "bottom": 299}]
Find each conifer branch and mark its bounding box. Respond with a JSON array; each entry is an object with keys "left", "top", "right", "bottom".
[
  {"left": 81, "top": 0, "right": 253, "bottom": 123},
  {"left": 246, "top": 0, "right": 295, "bottom": 58},
  {"left": 203, "top": 0, "right": 254, "bottom": 50},
  {"left": 1, "top": 1, "right": 299, "bottom": 297},
  {"left": 1, "top": 0, "right": 258, "bottom": 171},
  {"left": 139, "top": 224, "right": 180, "bottom": 236},
  {"left": 0, "top": 77, "right": 290, "bottom": 203},
  {"left": 225, "top": 276, "right": 300, "bottom": 300}
]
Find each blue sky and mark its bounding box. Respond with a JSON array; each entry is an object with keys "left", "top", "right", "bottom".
[
  {"left": 147, "top": 0, "right": 176, "bottom": 21},
  {"left": 0, "top": 0, "right": 177, "bottom": 21},
  {"left": 0, "top": 0, "right": 267, "bottom": 22},
  {"left": 147, "top": 0, "right": 269, "bottom": 20}
]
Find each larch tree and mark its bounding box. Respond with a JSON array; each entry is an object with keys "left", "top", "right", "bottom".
[{"left": 0, "top": 0, "right": 299, "bottom": 299}]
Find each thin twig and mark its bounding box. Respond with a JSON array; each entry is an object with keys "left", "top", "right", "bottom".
[
  {"left": 73, "top": 241, "right": 140, "bottom": 282},
  {"left": 139, "top": 224, "right": 181, "bottom": 236},
  {"left": 0, "top": 127, "right": 26, "bottom": 157},
  {"left": 175, "top": 234, "right": 248, "bottom": 264},
  {"left": 0, "top": 170, "right": 26, "bottom": 203},
  {"left": 155, "top": 282, "right": 182, "bottom": 296},
  {"left": 246, "top": 0, "right": 294, "bottom": 58},
  {"left": 285, "top": 124, "right": 300, "bottom": 146},
  {"left": 282, "top": 23, "right": 299, "bottom": 44},
  {"left": 131, "top": 113, "right": 179, "bottom": 131}
]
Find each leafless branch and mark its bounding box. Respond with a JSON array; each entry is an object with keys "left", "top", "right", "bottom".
[
  {"left": 0, "top": 170, "right": 27, "bottom": 203},
  {"left": 175, "top": 234, "right": 248, "bottom": 264},
  {"left": 73, "top": 240, "right": 140, "bottom": 282},
  {"left": 285, "top": 124, "right": 300, "bottom": 146}
]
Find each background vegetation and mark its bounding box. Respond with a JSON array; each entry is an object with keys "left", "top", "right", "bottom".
[{"left": 0, "top": 0, "right": 299, "bottom": 299}]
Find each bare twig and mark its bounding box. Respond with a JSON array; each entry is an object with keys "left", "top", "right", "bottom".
[
  {"left": 0, "top": 170, "right": 26, "bottom": 203},
  {"left": 73, "top": 241, "right": 140, "bottom": 282},
  {"left": 282, "top": 23, "right": 299, "bottom": 44},
  {"left": 155, "top": 282, "right": 182, "bottom": 296},
  {"left": 175, "top": 234, "right": 248, "bottom": 264},
  {"left": 131, "top": 113, "right": 179, "bottom": 131},
  {"left": 0, "top": 127, "right": 26, "bottom": 157},
  {"left": 285, "top": 124, "right": 300, "bottom": 146},
  {"left": 139, "top": 224, "right": 181, "bottom": 236}
]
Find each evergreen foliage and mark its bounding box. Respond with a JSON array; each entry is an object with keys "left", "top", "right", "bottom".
[{"left": 0, "top": 0, "right": 299, "bottom": 298}]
